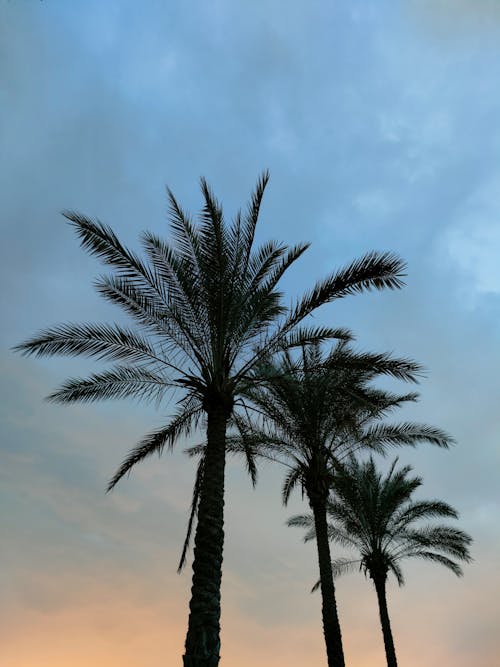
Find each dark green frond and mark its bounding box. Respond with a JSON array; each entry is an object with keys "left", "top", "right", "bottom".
[
  {"left": 95, "top": 275, "right": 167, "bottom": 330},
  {"left": 241, "top": 170, "right": 270, "bottom": 270},
  {"left": 311, "top": 578, "right": 321, "bottom": 594},
  {"left": 309, "top": 560, "right": 365, "bottom": 591},
  {"left": 287, "top": 514, "right": 316, "bottom": 542},
  {"left": 15, "top": 322, "right": 163, "bottom": 365},
  {"left": 286, "top": 514, "right": 314, "bottom": 529},
  {"left": 107, "top": 404, "right": 202, "bottom": 491},
  {"left": 63, "top": 211, "right": 154, "bottom": 283},
  {"left": 283, "top": 251, "right": 406, "bottom": 331},
  {"left": 402, "top": 525, "right": 472, "bottom": 560},
  {"left": 281, "top": 326, "right": 353, "bottom": 350},
  {"left": 184, "top": 442, "right": 206, "bottom": 458},
  {"left": 324, "top": 349, "right": 423, "bottom": 383},
  {"left": 359, "top": 423, "right": 453, "bottom": 451},
  {"left": 178, "top": 455, "right": 205, "bottom": 572},
  {"left": 282, "top": 467, "right": 303, "bottom": 505},
  {"left": 403, "top": 551, "right": 466, "bottom": 577},
  {"left": 47, "top": 366, "right": 172, "bottom": 404},
  {"left": 392, "top": 500, "right": 459, "bottom": 530},
  {"left": 387, "top": 559, "right": 405, "bottom": 586},
  {"left": 236, "top": 428, "right": 259, "bottom": 488},
  {"left": 331, "top": 557, "right": 360, "bottom": 578}
]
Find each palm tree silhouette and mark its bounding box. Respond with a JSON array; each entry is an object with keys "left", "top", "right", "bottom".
[
  {"left": 290, "top": 455, "right": 472, "bottom": 667},
  {"left": 189, "top": 341, "right": 449, "bottom": 667},
  {"left": 15, "top": 173, "right": 409, "bottom": 667}
]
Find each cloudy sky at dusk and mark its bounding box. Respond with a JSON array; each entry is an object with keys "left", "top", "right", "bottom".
[{"left": 2, "top": 1, "right": 500, "bottom": 665}]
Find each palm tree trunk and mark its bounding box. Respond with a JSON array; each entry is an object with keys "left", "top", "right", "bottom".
[
  {"left": 183, "top": 403, "right": 228, "bottom": 667},
  {"left": 373, "top": 576, "right": 398, "bottom": 667},
  {"left": 311, "top": 500, "right": 346, "bottom": 667}
]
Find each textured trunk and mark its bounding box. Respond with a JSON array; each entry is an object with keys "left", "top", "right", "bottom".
[
  {"left": 311, "top": 499, "right": 346, "bottom": 667},
  {"left": 374, "top": 576, "right": 398, "bottom": 667},
  {"left": 183, "top": 404, "right": 228, "bottom": 667}
]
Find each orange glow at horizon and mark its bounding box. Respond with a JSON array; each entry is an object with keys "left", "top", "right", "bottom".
[{"left": 3, "top": 562, "right": 498, "bottom": 667}]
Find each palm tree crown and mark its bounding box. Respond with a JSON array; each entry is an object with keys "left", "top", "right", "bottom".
[
  {"left": 15, "top": 173, "right": 407, "bottom": 488},
  {"left": 321, "top": 456, "right": 472, "bottom": 584},
  {"left": 228, "top": 341, "right": 449, "bottom": 507},
  {"left": 192, "top": 340, "right": 448, "bottom": 667},
  {"left": 289, "top": 456, "right": 471, "bottom": 667},
  {"left": 14, "top": 173, "right": 410, "bottom": 667}
]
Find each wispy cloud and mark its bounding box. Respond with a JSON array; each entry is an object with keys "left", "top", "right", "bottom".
[{"left": 441, "top": 175, "right": 500, "bottom": 296}]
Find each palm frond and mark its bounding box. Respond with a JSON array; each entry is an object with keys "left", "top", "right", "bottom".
[
  {"left": 403, "top": 551, "right": 466, "bottom": 577},
  {"left": 283, "top": 251, "right": 406, "bottom": 332},
  {"left": 240, "top": 170, "right": 270, "bottom": 271},
  {"left": 178, "top": 455, "right": 205, "bottom": 572},
  {"left": 286, "top": 514, "right": 314, "bottom": 529},
  {"left": 107, "top": 404, "right": 202, "bottom": 490},
  {"left": 280, "top": 326, "right": 353, "bottom": 350},
  {"left": 47, "top": 366, "right": 172, "bottom": 404},
  {"left": 331, "top": 557, "right": 360, "bottom": 578},
  {"left": 324, "top": 349, "right": 423, "bottom": 383},
  {"left": 63, "top": 211, "right": 155, "bottom": 284},
  {"left": 311, "top": 578, "right": 321, "bottom": 594},
  {"left": 15, "top": 322, "right": 163, "bottom": 365},
  {"left": 391, "top": 500, "right": 459, "bottom": 530},
  {"left": 388, "top": 559, "right": 405, "bottom": 586},
  {"left": 359, "top": 423, "right": 453, "bottom": 451},
  {"left": 282, "top": 466, "right": 303, "bottom": 505}
]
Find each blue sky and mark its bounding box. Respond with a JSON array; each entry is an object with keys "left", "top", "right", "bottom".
[{"left": 2, "top": 2, "right": 500, "bottom": 666}]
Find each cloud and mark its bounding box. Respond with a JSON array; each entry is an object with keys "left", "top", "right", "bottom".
[
  {"left": 410, "top": 0, "right": 500, "bottom": 41},
  {"left": 3, "top": 1, "right": 500, "bottom": 664},
  {"left": 441, "top": 175, "right": 500, "bottom": 296}
]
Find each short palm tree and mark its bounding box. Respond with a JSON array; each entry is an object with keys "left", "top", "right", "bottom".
[
  {"left": 15, "top": 173, "right": 409, "bottom": 667},
  {"left": 290, "top": 456, "right": 472, "bottom": 667},
  {"left": 194, "top": 341, "right": 450, "bottom": 667}
]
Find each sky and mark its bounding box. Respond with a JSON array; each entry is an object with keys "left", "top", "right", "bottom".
[{"left": 1, "top": 1, "right": 500, "bottom": 665}]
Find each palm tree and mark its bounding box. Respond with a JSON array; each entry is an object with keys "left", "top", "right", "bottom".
[
  {"left": 290, "top": 456, "right": 472, "bottom": 667},
  {"left": 15, "top": 173, "right": 409, "bottom": 667},
  {"left": 191, "top": 341, "right": 450, "bottom": 667}
]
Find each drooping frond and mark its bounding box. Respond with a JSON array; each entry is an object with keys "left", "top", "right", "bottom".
[
  {"left": 391, "top": 500, "right": 459, "bottom": 531},
  {"left": 286, "top": 514, "right": 314, "bottom": 530},
  {"left": 107, "top": 403, "right": 202, "bottom": 491},
  {"left": 230, "top": 414, "right": 259, "bottom": 487},
  {"left": 401, "top": 525, "right": 473, "bottom": 561},
  {"left": 387, "top": 559, "right": 405, "bottom": 586},
  {"left": 178, "top": 455, "right": 205, "bottom": 572},
  {"left": 286, "top": 514, "right": 315, "bottom": 543},
  {"left": 282, "top": 466, "right": 303, "bottom": 505},
  {"left": 184, "top": 442, "right": 206, "bottom": 459},
  {"left": 309, "top": 559, "right": 360, "bottom": 594},
  {"left": 331, "top": 557, "right": 360, "bottom": 579},
  {"left": 401, "top": 551, "right": 466, "bottom": 577}
]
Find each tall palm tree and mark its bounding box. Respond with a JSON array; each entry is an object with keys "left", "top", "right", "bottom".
[
  {"left": 15, "top": 173, "right": 409, "bottom": 667},
  {"left": 190, "top": 341, "right": 450, "bottom": 667},
  {"left": 290, "top": 456, "right": 472, "bottom": 667}
]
